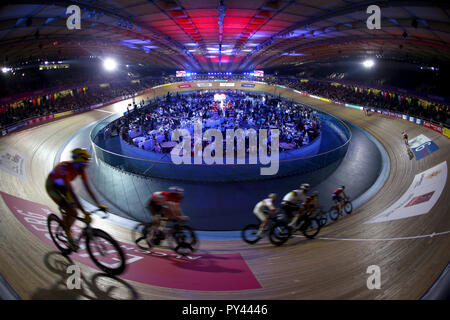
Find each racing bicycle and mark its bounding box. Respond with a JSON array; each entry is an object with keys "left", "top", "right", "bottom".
[
  {"left": 242, "top": 213, "right": 291, "bottom": 246},
  {"left": 132, "top": 217, "right": 198, "bottom": 256},
  {"left": 329, "top": 197, "right": 353, "bottom": 220},
  {"left": 47, "top": 208, "right": 126, "bottom": 276}
]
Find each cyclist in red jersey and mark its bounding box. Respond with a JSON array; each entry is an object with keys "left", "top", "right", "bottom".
[
  {"left": 45, "top": 148, "right": 107, "bottom": 249},
  {"left": 402, "top": 131, "right": 409, "bottom": 146},
  {"left": 146, "top": 186, "right": 189, "bottom": 245},
  {"left": 332, "top": 185, "right": 348, "bottom": 214}
]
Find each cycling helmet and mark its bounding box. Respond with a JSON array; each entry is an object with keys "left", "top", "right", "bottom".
[
  {"left": 268, "top": 193, "right": 277, "bottom": 200},
  {"left": 72, "top": 148, "right": 91, "bottom": 163},
  {"left": 169, "top": 186, "right": 184, "bottom": 196},
  {"left": 300, "top": 183, "right": 310, "bottom": 191},
  {"left": 339, "top": 185, "right": 345, "bottom": 190}
]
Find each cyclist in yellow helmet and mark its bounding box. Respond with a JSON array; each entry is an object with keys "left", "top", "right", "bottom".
[{"left": 45, "top": 148, "right": 107, "bottom": 249}]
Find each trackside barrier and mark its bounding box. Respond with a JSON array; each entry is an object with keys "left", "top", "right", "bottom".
[
  {"left": 0, "top": 87, "right": 155, "bottom": 138},
  {"left": 90, "top": 99, "right": 352, "bottom": 182},
  {"left": 293, "top": 89, "right": 449, "bottom": 139}
]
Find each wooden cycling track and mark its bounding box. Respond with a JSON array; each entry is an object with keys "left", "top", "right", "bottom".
[{"left": 0, "top": 85, "right": 449, "bottom": 300}]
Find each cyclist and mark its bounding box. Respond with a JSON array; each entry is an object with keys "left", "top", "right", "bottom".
[
  {"left": 305, "top": 191, "right": 321, "bottom": 214},
  {"left": 253, "top": 193, "right": 278, "bottom": 237},
  {"left": 45, "top": 148, "right": 107, "bottom": 250},
  {"left": 147, "top": 186, "right": 189, "bottom": 245},
  {"left": 402, "top": 131, "right": 409, "bottom": 146},
  {"left": 332, "top": 185, "right": 348, "bottom": 214},
  {"left": 281, "top": 183, "right": 310, "bottom": 227}
]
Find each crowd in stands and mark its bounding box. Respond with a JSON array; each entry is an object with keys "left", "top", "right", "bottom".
[
  {"left": 1, "top": 72, "right": 449, "bottom": 132},
  {"left": 275, "top": 79, "right": 449, "bottom": 125},
  {"left": 0, "top": 79, "right": 161, "bottom": 129},
  {"left": 116, "top": 91, "right": 321, "bottom": 154}
]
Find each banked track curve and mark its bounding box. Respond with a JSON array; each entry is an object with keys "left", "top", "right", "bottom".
[{"left": 0, "top": 86, "right": 449, "bottom": 299}]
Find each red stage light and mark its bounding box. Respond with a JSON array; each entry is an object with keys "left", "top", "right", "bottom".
[{"left": 169, "top": 10, "right": 186, "bottom": 18}]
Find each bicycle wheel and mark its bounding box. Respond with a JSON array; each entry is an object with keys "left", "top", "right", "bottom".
[
  {"left": 269, "top": 221, "right": 291, "bottom": 246},
  {"left": 47, "top": 214, "right": 72, "bottom": 256},
  {"left": 86, "top": 229, "right": 126, "bottom": 276},
  {"left": 329, "top": 206, "right": 340, "bottom": 220},
  {"left": 344, "top": 201, "right": 353, "bottom": 214},
  {"left": 132, "top": 222, "right": 152, "bottom": 250},
  {"left": 319, "top": 215, "right": 328, "bottom": 227},
  {"left": 172, "top": 225, "right": 198, "bottom": 256},
  {"left": 241, "top": 224, "right": 262, "bottom": 244},
  {"left": 302, "top": 218, "right": 322, "bottom": 239}
]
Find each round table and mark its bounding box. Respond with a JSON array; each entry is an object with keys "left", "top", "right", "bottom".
[
  {"left": 161, "top": 141, "right": 178, "bottom": 148},
  {"left": 280, "top": 142, "right": 295, "bottom": 150}
]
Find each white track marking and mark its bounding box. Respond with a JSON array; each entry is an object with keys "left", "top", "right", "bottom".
[
  {"left": 292, "top": 230, "right": 450, "bottom": 241},
  {"left": 93, "top": 109, "right": 114, "bottom": 114}
]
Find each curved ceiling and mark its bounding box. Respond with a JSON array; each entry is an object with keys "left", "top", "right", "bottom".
[{"left": 0, "top": 0, "right": 449, "bottom": 71}]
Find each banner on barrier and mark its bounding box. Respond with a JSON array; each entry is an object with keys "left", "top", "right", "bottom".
[
  {"left": 444, "top": 127, "right": 450, "bottom": 139},
  {"left": 177, "top": 84, "right": 191, "bottom": 89},
  {"left": 424, "top": 121, "right": 431, "bottom": 128},
  {"left": 196, "top": 83, "right": 212, "bottom": 87},
  {"left": 27, "top": 115, "right": 54, "bottom": 125},
  {"left": 345, "top": 103, "right": 362, "bottom": 110},
  {"left": 6, "top": 122, "right": 27, "bottom": 134},
  {"left": 416, "top": 118, "right": 422, "bottom": 125},
  {"left": 241, "top": 83, "right": 255, "bottom": 88},
  {"left": 54, "top": 111, "right": 73, "bottom": 118},
  {"left": 365, "top": 161, "right": 447, "bottom": 224},
  {"left": 90, "top": 103, "right": 104, "bottom": 110},
  {"left": 219, "top": 82, "right": 235, "bottom": 87},
  {"left": 429, "top": 123, "right": 443, "bottom": 134}
]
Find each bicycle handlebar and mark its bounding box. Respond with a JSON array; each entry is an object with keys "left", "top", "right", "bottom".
[{"left": 73, "top": 208, "right": 109, "bottom": 223}]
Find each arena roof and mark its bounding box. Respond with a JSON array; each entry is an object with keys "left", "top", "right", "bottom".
[{"left": 0, "top": 0, "right": 449, "bottom": 71}]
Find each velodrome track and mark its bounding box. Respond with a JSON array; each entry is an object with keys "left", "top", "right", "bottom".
[{"left": 0, "top": 88, "right": 449, "bottom": 299}]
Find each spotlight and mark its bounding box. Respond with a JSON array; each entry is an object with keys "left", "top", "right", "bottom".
[
  {"left": 103, "top": 57, "right": 117, "bottom": 71},
  {"left": 362, "top": 59, "right": 375, "bottom": 68},
  {"left": 2, "top": 67, "right": 9, "bottom": 73}
]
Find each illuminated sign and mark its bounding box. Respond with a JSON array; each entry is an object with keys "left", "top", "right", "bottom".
[
  {"left": 219, "top": 82, "right": 235, "bottom": 87},
  {"left": 177, "top": 84, "right": 192, "bottom": 88},
  {"left": 176, "top": 70, "right": 186, "bottom": 77},
  {"left": 253, "top": 70, "right": 264, "bottom": 77},
  {"left": 39, "top": 64, "right": 69, "bottom": 70},
  {"left": 196, "top": 83, "right": 212, "bottom": 87}
]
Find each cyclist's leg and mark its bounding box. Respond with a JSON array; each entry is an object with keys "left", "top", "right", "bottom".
[
  {"left": 46, "top": 180, "right": 78, "bottom": 248},
  {"left": 288, "top": 205, "right": 303, "bottom": 227},
  {"left": 149, "top": 200, "right": 162, "bottom": 226},
  {"left": 281, "top": 202, "right": 295, "bottom": 221},
  {"left": 253, "top": 208, "right": 268, "bottom": 236},
  {"left": 339, "top": 195, "right": 345, "bottom": 213},
  {"left": 62, "top": 190, "right": 79, "bottom": 232}
]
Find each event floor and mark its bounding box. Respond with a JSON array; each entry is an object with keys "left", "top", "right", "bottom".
[{"left": 0, "top": 91, "right": 448, "bottom": 299}]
